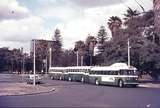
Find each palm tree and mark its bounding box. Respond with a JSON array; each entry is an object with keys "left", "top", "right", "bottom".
[
  {"left": 107, "top": 16, "right": 122, "bottom": 39},
  {"left": 123, "top": 7, "right": 140, "bottom": 26},
  {"left": 134, "top": 0, "right": 145, "bottom": 13},
  {"left": 85, "top": 35, "right": 97, "bottom": 66},
  {"left": 124, "top": 7, "right": 139, "bottom": 20},
  {"left": 75, "top": 40, "right": 85, "bottom": 56},
  {"left": 85, "top": 35, "right": 97, "bottom": 54},
  {"left": 74, "top": 40, "right": 85, "bottom": 66}
]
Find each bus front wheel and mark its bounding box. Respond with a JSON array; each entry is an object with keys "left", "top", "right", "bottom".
[{"left": 118, "top": 80, "right": 124, "bottom": 88}]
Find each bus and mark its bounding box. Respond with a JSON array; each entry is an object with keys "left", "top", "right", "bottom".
[
  {"left": 89, "top": 63, "right": 139, "bottom": 87},
  {"left": 49, "top": 67, "right": 66, "bottom": 80},
  {"left": 48, "top": 63, "right": 139, "bottom": 87},
  {"left": 65, "top": 66, "right": 91, "bottom": 82}
]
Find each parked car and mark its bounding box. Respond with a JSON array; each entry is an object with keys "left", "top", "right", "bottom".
[{"left": 26, "top": 74, "right": 42, "bottom": 84}]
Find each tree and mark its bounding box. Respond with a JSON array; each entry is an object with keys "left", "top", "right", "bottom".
[
  {"left": 124, "top": 7, "right": 139, "bottom": 22},
  {"left": 53, "top": 28, "right": 62, "bottom": 48},
  {"left": 85, "top": 35, "right": 97, "bottom": 66},
  {"left": 62, "top": 49, "right": 76, "bottom": 66},
  {"left": 74, "top": 40, "right": 85, "bottom": 66},
  {"left": 102, "top": 8, "right": 160, "bottom": 79},
  {"left": 95, "top": 26, "right": 108, "bottom": 65},
  {"left": 97, "top": 26, "right": 108, "bottom": 53},
  {"left": 52, "top": 29, "right": 63, "bottom": 67},
  {"left": 107, "top": 16, "right": 122, "bottom": 40},
  {"left": 153, "top": 0, "right": 160, "bottom": 44}
]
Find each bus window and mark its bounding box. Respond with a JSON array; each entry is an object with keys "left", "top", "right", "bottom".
[{"left": 119, "top": 70, "right": 137, "bottom": 75}]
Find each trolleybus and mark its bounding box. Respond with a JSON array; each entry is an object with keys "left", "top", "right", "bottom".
[{"left": 49, "top": 63, "right": 139, "bottom": 87}]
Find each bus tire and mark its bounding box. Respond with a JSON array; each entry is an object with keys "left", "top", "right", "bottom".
[
  {"left": 118, "top": 80, "right": 124, "bottom": 88},
  {"left": 95, "top": 79, "right": 99, "bottom": 85},
  {"left": 81, "top": 77, "right": 84, "bottom": 83},
  {"left": 68, "top": 77, "right": 71, "bottom": 82},
  {"left": 51, "top": 76, "right": 54, "bottom": 80},
  {"left": 59, "top": 76, "right": 62, "bottom": 80}
]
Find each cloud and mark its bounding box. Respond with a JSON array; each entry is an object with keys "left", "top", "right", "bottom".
[
  {"left": 0, "top": 0, "right": 29, "bottom": 21},
  {"left": 0, "top": 16, "right": 44, "bottom": 42},
  {"left": 0, "top": 15, "right": 48, "bottom": 52},
  {"left": 0, "top": 41, "right": 30, "bottom": 53},
  {"left": 69, "top": 0, "right": 127, "bottom": 8},
  {"left": 0, "top": 0, "right": 153, "bottom": 53},
  {"left": 39, "top": 6, "right": 81, "bottom": 22}
]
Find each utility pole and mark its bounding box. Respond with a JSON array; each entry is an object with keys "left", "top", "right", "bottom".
[
  {"left": 90, "top": 52, "right": 92, "bottom": 66},
  {"left": 45, "top": 57, "right": 47, "bottom": 75},
  {"left": 21, "top": 47, "right": 24, "bottom": 82},
  {"left": 81, "top": 56, "right": 83, "bottom": 66},
  {"left": 33, "top": 40, "right": 36, "bottom": 86},
  {"left": 77, "top": 51, "right": 79, "bottom": 66},
  {"left": 128, "top": 38, "right": 131, "bottom": 67},
  {"left": 21, "top": 47, "right": 22, "bottom": 74},
  {"left": 23, "top": 55, "right": 25, "bottom": 74},
  {"left": 49, "top": 48, "right": 52, "bottom": 68}
]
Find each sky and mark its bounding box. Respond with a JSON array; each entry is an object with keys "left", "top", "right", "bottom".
[{"left": 0, "top": 0, "right": 153, "bottom": 53}]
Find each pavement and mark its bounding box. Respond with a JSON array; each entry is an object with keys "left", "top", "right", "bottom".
[
  {"left": 138, "top": 82, "right": 160, "bottom": 88},
  {"left": 0, "top": 82, "right": 55, "bottom": 96},
  {"left": 138, "top": 75, "right": 160, "bottom": 88}
]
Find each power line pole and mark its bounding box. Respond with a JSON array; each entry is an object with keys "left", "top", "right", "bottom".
[
  {"left": 81, "top": 56, "right": 83, "bottom": 66},
  {"left": 77, "top": 51, "right": 79, "bottom": 66},
  {"left": 49, "top": 48, "right": 52, "bottom": 68},
  {"left": 45, "top": 57, "right": 47, "bottom": 75},
  {"left": 33, "top": 40, "right": 36, "bottom": 86},
  {"left": 128, "top": 38, "right": 131, "bottom": 67}
]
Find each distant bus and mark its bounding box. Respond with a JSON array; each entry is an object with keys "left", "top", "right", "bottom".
[
  {"left": 48, "top": 63, "right": 139, "bottom": 87},
  {"left": 49, "top": 67, "right": 65, "bottom": 80},
  {"left": 65, "top": 66, "right": 91, "bottom": 82}
]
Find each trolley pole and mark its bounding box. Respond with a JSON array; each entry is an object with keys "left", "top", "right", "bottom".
[
  {"left": 128, "top": 38, "right": 131, "bottom": 67},
  {"left": 33, "top": 40, "right": 36, "bottom": 86}
]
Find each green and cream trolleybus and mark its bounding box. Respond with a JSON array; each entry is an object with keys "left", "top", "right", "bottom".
[{"left": 49, "top": 63, "right": 139, "bottom": 87}]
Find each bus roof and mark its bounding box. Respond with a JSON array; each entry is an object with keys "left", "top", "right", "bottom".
[
  {"left": 91, "top": 63, "right": 137, "bottom": 71},
  {"left": 66, "top": 66, "right": 92, "bottom": 69},
  {"left": 91, "top": 66, "right": 119, "bottom": 71},
  {"left": 110, "top": 63, "right": 137, "bottom": 70},
  {"left": 49, "top": 67, "right": 66, "bottom": 70}
]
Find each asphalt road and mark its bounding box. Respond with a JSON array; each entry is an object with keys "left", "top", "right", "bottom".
[{"left": 0, "top": 74, "right": 160, "bottom": 108}]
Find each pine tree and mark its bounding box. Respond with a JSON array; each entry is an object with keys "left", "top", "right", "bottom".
[
  {"left": 52, "top": 29, "right": 63, "bottom": 66},
  {"left": 97, "top": 26, "right": 107, "bottom": 54},
  {"left": 54, "top": 29, "right": 62, "bottom": 48}
]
